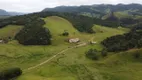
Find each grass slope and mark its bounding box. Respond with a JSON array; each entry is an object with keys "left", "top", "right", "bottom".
[
  {"left": 0, "top": 25, "right": 23, "bottom": 39},
  {"left": 44, "top": 16, "right": 80, "bottom": 45},
  {"left": 43, "top": 16, "right": 94, "bottom": 45},
  {"left": 92, "top": 25, "right": 129, "bottom": 43}
]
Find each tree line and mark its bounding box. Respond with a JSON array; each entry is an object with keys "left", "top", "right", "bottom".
[
  {"left": 0, "top": 11, "right": 141, "bottom": 45},
  {"left": 102, "top": 30, "right": 142, "bottom": 52}
]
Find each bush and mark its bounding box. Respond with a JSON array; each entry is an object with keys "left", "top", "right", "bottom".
[
  {"left": 101, "top": 49, "right": 108, "bottom": 57},
  {"left": 86, "top": 49, "right": 99, "bottom": 60},
  {"left": 0, "top": 68, "right": 22, "bottom": 80},
  {"left": 133, "top": 52, "right": 141, "bottom": 59},
  {"left": 62, "top": 31, "right": 69, "bottom": 36}
]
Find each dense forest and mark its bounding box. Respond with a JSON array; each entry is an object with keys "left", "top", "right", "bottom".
[{"left": 102, "top": 28, "right": 142, "bottom": 52}]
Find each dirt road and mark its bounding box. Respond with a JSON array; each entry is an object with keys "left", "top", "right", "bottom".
[{"left": 23, "top": 43, "right": 87, "bottom": 73}]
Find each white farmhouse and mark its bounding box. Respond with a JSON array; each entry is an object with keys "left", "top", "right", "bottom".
[{"left": 68, "top": 38, "right": 80, "bottom": 43}]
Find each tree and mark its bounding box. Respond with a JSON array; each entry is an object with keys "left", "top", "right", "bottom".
[
  {"left": 0, "top": 68, "right": 22, "bottom": 80},
  {"left": 62, "top": 30, "right": 69, "bottom": 36},
  {"left": 101, "top": 48, "right": 108, "bottom": 57},
  {"left": 86, "top": 49, "right": 99, "bottom": 60}
]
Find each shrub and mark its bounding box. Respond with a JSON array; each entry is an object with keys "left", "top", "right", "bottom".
[
  {"left": 101, "top": 49, "right": 108, "bottom": 57},
  {"left": 86, "top": 49, "right": 99, "bottom": 60},
  {"left": 133, "top": 52, "right": 141, "bottom": 59},
  {"left": 0, "top": 67, "right": 22, "bottom": 80},
  {"left": 62, "top": 31, "right": 69, "bottom": 36}
]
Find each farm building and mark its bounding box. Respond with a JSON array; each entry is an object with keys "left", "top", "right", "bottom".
[
  {"left": 67, "top": 38, "right": 80, "bottom": 43},
  {"left": 90, "top": 41, "right": 97, "bottom": 44},
  {"left": 0, "top": 39, "right": 4, "bottom": 43}
]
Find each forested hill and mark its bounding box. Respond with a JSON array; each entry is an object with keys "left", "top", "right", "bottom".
[
  {"left": 43, "top": 4, "right": 142, "bottom": 18},
  {"left": 0, "top": 9, "right": 25, "bottom": 16},
  {"left": 0, "top": 9, "right": 9, "bottom": 16},
  {"left": 42, "top": 4, "right": 142, "bottom": 28}
]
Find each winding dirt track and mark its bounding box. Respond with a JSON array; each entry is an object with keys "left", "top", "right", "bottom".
[{"left": 23, "top": 43, "right": 87, "bottom": 73}]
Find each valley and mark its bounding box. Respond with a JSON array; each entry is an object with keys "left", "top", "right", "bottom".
[{"left": 0, "top": 3, "right": 142, "bottom": 80}]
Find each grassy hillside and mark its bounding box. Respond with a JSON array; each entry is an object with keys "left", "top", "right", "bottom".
[
  {"left": 114, "top": 11, "right": 133, "bottom": 19},
  {"left": 93, "top": 25, "right": 129, "bottom": 43},
  {"left": 44, "top": 16, "right": 79, "bottom": 45},
  {"left": 0, "top": 25, "right": 23, "bottom": 39},
  {"left": 44, "top": 16, "right": 79, "bottom": 35},
  {"left": 44, "top": 16, "right": 95, "bottom": 45}
]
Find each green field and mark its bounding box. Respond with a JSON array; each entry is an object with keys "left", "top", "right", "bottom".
[
  {"left": 114, "top": 11, "right": 133, "bottom": 19},
  {"left": 1, "top": 16, "right": 141, "bottom": 80},
  {"left": 0, "top": 25, "right": 23, "bottom": 39}
]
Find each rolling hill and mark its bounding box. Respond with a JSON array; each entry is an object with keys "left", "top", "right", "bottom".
[
  {"left": 0, "top": 25, "right": 23, "bottom": 39},
  {"left": 43, "top": 4, "right": 142, "bottom": 19}
]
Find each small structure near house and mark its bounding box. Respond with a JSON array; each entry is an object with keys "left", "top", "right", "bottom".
[
  {"left": 90, "top": 41, "right": 97, "bottom": 44},
  {"left": 0, "top": 39, "right": 4, "bottom": 43},
  {"left": 68, "top": 38, "right": 80, "bottom": 43},
  {"left": 76, "top": 42, "right": 87, "bottom": 47}
]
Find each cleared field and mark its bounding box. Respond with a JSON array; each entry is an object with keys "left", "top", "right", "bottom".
[
  {"left": 114, "top": 11, "right": 133, "bottom": 19},
  {"left": 0, "top": 25, "right": 23, "bottom": 39},
  {"left": 92, "top": 25, "right": 130, "bottom": 43}
]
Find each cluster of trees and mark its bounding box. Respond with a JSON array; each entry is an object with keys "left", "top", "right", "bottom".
[
  {"left": 132, "top": 22, "right": 142, "bottom": 31},
  {"left": 0, "top": 14, "right": 51, "bottom": 45},
  {"left": 15, "top": 16, "right": 51, "bottom": 45},
  {"left": 85, "top": 49, "right": 108, "bottom": 60},
  {"left": 85, "top": 49, "right": 100, "bottom": 60},
  {"left": 97, "top": 12, "right": 141, "bottom": 28},
  {"left": 102, "top": 30, "right": 142, "bottom": 52},
  {"left": 120, "top": 17, "right": 139, "bottom": 27},
  {"left": 101, "top": 18, "right": 142, "bottom": 52},
  {"left": 62, "top": 30, "right": 69, "bottom": 36},
  {"left": 93, "top": 18, "right": 120, "bottom": 27},
  {"left": 0, "top": 68, "right": 22, "bottom": 80}
]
